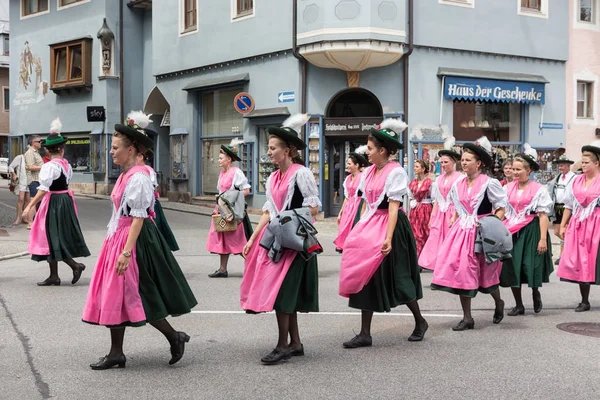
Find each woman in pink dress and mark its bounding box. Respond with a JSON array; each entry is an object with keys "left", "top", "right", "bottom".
[
  {"left": 502, "top": 145, "right": 553, "bottom": 316},
  {"left": 419, "top": 136, "right": 463, "bottom": 271},
  {"left": 557, "top": 140, "right": 600, "bottom": 312},
  {"left": 82, "top": 112, "right": 197, "bottom": 370},
  {"left": 240, "top": 114, "right": 320, "bottom": 365},
  {"left": 339, "top": 119, "right": 428, "bottom": 348},
  {"left": 206, "top": 138, "right": 252, "bottom": 278},
  {"left": 431, "top": 136, "right": 508, "bottom": 331},
  {"left": 408, "top": 159, "right": 433, "bottom": 256},
  {"left": 333, "top": 145, "right": 369, "bottom": 252}
]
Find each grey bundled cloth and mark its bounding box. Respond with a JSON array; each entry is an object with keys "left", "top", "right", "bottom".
[
  {"left": 259, "top": 208, "right": 323, "bottom": 263},
  {"left": 217, "top": 189, "right": 246, "bottom": 222},
  {"left": 474, "top": 215, "right": 513, "bottom": 264}
]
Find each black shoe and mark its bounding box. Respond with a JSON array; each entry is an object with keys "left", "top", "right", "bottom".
[
  {"left": 342, "top": 335, "right": 372, "bottom": 349},
  {"left": 290, "top": 344, "right": 304, "bottom": 357},
  {"left": 261, "top": 348, "right": 291, "bottom": 365},
  {"left": 90, "top": 355, "right": 126, "bottom": 370},
  {"left": 452, "top": 319, "right": 475, "bottom": 331},
  {"left": 168, "top": 331, "right": 190, "bottom": 365},
  {"left": 507, "top": 306, "right": 525, "bottom": 316},
  {"left": 533, "top": 292, "right": 543, "bottom": 314},
  {"left": 575, "top": 302, "right": 591, "bottom": 312},
  {"left": 493, "top": 300, "right": 505, "bottom": 324},
  {"left": 208, "top": 270, "right": 228, "bottom": 278},
  {"left": 408, "top": 320, "right": 428, "bottom": 342},
  {"left": 71, "top": 264, "right": 86, "bottom": 285},
  {"left": 554, "top": 258, "right": 560, "bottom": 266},
  {"left": 37, "top": 278, "right": 61, "bottom": 286}
]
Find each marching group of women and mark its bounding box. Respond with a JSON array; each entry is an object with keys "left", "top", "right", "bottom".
[{"left": 26, "top": 111, "right": 600, "bottom": 368}]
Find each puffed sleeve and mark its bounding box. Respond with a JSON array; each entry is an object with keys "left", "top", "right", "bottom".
[
  {"left": 38, "top": 162, "right": 62, "bottom": 192},
  {"left": 386, "top": 167, "right": 408, "bottom": 201},
  {"left": 262, "top": 174, "right": 277, "bottom": 215},
  {"left": 430, "top": 179, "right": 440, "bottom": 203},
  {"left": 534, "top": 186, "right": 553, "bottom": 214},
  {"left": 486, "top": 178, "right": 508, "bottom": 209},
  {"left": 296, "top": 167, "right": 322, "bottom": 208},
  {"left": 233, "top": 168, "right": 251, "bottom": 190},
  {"left": 125, "top": 172, "right": 155, "bottom": 218},
  {"left": 563, "top": 183, "right": 574, "bottom": 210}
]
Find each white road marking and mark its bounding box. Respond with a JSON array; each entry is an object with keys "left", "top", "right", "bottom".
[{"left": 191, "top": 310, "right": 462, "bottom": 318}]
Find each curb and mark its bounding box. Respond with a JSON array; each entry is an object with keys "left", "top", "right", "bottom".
[{"left": 0, "top": 251, "right": 29, "bottom": 262}]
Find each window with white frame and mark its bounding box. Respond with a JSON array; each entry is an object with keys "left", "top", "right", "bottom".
[
  {"left": 233, "top": 0, "right": 254, "bottom": 19},
  {"left": 3, "top": 88, "right": 9, "bottom": 112},
  {"left": 181, "top": 0, "right": 198, "bottom": 34},
  {"left": 521, "top": 0, "right": 540, "bottom": 10},
  {"left": 438, "top": 0, "right": 475, "bottom": 8},
  {"left": 21, "top": 0, "right": 49, "bottom": 17},
  {"left": 58, "top": 0, "right": 89, "bottom": 9},
  {"left": 579, "top": 0, "right": 594, "bottom": 23},
  {"left": 2, "top": 35, "right": 8, "bottom": 55},
  {"left": 518, "top": 0, "right": 548, "bottom": 18},
  {"left": 577, "top": 81, "right": 594, "bottom": 118}
]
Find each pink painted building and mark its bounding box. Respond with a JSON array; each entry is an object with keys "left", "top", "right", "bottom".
[{"left": 566, "top": 0, "right": 600, "bottom": 160}]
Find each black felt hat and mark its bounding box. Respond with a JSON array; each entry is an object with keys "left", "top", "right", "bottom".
[
  {"left": 114, "top": 111, "right": 154, "bottom": 150},
  {"left": 349, "top": 145, "right": 369, "bottom": 167},
  {"left": 369, "top": 118, "right": 406, "bottom": 151},
  {"left": 438, "top": 135, "right": 461, "bottom": 161},
  {"left": 462, "top": 136, "right": 493, "bottom": 168},
  {"left": 582, "top": 140, "right": 600, "bottom": 157},
  {"left": 220, "top": 138, "right": 244, "bottom": 162},
  {"left": 267, "top": 114, "right": 310, "bottom": 151},
  {"left": 42, "top": 117, "right": 68, "bottom": 147},
  {"left": 515, "top": 144, "right": 540, "bottom": 171}
]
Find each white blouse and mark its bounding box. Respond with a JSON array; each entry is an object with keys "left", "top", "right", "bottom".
[
  {"left": 219, "top": 168, "right": 251, "bottom": 193},
  {"left": 450, "top": 176, "right": 508, "bottom": 229},
  {"left": 358, "top": 165, "right": 408, "bottom": 221},
  {"left": 107, "top": 172, "right": 156, "bottom": 237},
  {"left": 262, "top": 166, "right": 321, "bottom": 219},
  {"left": 505, "top": 184, "right": 553, "bottom": 225},
  {"left": 38, "top": 161, "right": 73, "bottom": 192},
  {"left": 563, "top": 179, "right": 600, "bottom": 222}
]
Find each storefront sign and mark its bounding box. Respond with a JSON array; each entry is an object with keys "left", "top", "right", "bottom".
[
  {"left": 539, "top": 122, "right": 563, "bottom": 130},
  {"left": 444, "top": 77, "right": 545, "bottom": 104},
  {"left": 323, "top": 117, "right": 381, "bottom": 136},
  {"left": 87, "top": 106, "right": 106, "bottom": 122}
]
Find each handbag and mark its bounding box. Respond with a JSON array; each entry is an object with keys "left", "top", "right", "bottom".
[{"left": 212, "top": 213, "right": 239, "bottom": 232}]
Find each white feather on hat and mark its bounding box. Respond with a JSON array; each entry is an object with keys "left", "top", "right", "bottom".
[
  {"left": 589, "top": 139, "right": 600, "bottom": 149},
  {"left": 378, "top": 118, "right": 407, "bottom": 137},
  {"left": 354, "top": 145, "right": 368, "bottom": 155},
  {"left": 229, "top": 137, "right": 244, "bottom": 148},
  {"left": 443, "top": 135, "right": 456, "bottom": 151},
  {"left": 50, "top": 117, "right": 62, "bottom": 134},
  {"left": 126, "top": 111, "right": 152, "bottom": 129},
  {"left": 523, "top": 143, "right": 538, "bottom": 160},
  {"left": 474, "top": 136, "right": 492, "bottom": 153},
  {"left": 282, "top": 114, "right": 310, "bottom": 134}
]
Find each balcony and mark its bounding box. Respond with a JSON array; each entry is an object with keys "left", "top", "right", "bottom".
[{"left": 297, "top": 0, "right": 407, "bottom": 72}]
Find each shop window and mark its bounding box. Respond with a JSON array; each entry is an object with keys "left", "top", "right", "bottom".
[
  {"left": 170, "top": 128, "right": 189, "bottom": 181},
  {"left": 3, "top": 35, "right": 8, "bottom": 55},
  {"left": 89, "top": 129, "right": 105, "bottom": 173},
  {"left": 257, "top": 127, "right": 278, "bottom": 194},
  {"left": 239, "top": 142, "right": 254, "bottom": 195},
  {"left": 3, "top": 87, "right": 8, "bottom": 112},
  {"left": 9, "top": 136, "right": 23, "bottom": 160},
  {"left": 580, "top": 0, "right": 595, "bottom": 22},
  {"left": 521, "top": 0, "right": 540, "bottom": 10},
  {"left": 21, "top": 0, "right": 49, "bottom": 17},
  {"left": 453, "top": 100, "right": 521, "bottom": 142},
  {"left": 64, "top": 136, "right": 90, "bottom": 172},
  {"left": 438, "top": 0, "right": 474, "bottom": 8},
  {"left": 518, "top": 0, "right": 547, "bottom": 18},
  {"left": 50, "top": 38, "right": 92, "bottom": 92},
  {"left": 181, "top": 0, "right": 198, "bottom": 34},
  {"left": 577, "top": 81, "right": 594, "bottom": 119},
  {"left": 232, "top": 0, "right": 254, "bottom": 20}
]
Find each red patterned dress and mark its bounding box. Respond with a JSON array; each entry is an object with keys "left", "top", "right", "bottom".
[{"left": 408, "top": 177, "right": 433, "bottom": 256}]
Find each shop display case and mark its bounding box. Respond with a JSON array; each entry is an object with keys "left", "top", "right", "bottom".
[
  {"left": 170, "top": 128, "right": 189, "bottom": 182},
  {"left": 307, "top": 121, "right": 320, "bottom": 192},
  {"left": 239, "top": 142, "right": 254, "bottom": 195}
]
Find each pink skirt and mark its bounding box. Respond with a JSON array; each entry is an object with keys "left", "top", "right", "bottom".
[
  {"left": 82, "top": 218, "right": 146, "bottom": 326},
  {"left": 206, "top": 218, "right": 247, "bottom": 255},
  {"left": 333, "top": 196, "right": 363, "bottom": 251},
  {"left": 557, "top": 208, "right": 600, "bottom": 284},
  {"left": 419, "top": 204, "right": 455, "bottom": 271}
]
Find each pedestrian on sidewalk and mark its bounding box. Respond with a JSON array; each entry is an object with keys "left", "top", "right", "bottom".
[
  {"left": 408, "top": 159, "right": 433, "bottom": 257},
  {"left": 502, "top": 145, "right": 553, "bottom": 316},
  {"left": 240, "top": 114, "right": 320, "bottom": 365},
  {"left": 500, "top": 159, "right": 513, "bottom": 187},
  {"left": 8, "top": 153, "right": 30, "bottom": 226},
  {"left": 556, "top": 140, "right": 600, "bottom": 312},
  {"left": 24, "top": 134, "right": 44, "bottom": 229},
  {"left": 339, "top": 119, "right": 428, "bottom": 348},
  {"left": 82, "top": 111, "right": 197, "bottom": 370},
  {"left": 137, "top": 149, "right": 180, "bottom": 252},
  {"left": 206, "top": 138, "right": 252, "bottom": 278},
  {"left": 23, "top": 118, "right": 89, "bottom": 286},
  {"left": 333, "top": 145, "right": 368, "bottom": 253},
  {"left": 419, "top": 136, "right": 463, "bottom": 271},
  {"left": 548, "top": 151, "right": 576, "bottom": 266},
  {"left": 431, "top": 136, "right": 508, "bottom": 331}
]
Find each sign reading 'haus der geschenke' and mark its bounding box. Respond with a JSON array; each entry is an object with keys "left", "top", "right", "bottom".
[{"left": 444, "top": 77, "right": 545, "bottom": 104}]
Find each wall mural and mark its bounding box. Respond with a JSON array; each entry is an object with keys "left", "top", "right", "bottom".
[{"left": 14, "top": 41, "right": 48, "bottom": 109}]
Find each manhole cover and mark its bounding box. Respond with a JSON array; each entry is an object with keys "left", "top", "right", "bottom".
[
  {"left": 557, "top": 322, "right": 600, "bottom": 338},
  {"left": 0, "top": 229, "right": 8, "bottom": 237}
]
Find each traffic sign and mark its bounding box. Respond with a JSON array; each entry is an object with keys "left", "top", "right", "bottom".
[
  {"left": 277, "top": 91, "right": 295, "bottom": 103},
  {"left": 233, "top": 92, "right": 255, "bottom": 114}
]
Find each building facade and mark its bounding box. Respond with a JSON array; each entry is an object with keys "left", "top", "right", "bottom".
[
  {"left": 9, "top": 0, "right": 570, "bottom": 216},
  {"left": 0, "top": 0, "right": 9, "bottom": 156},
  {"left": 565, "top": 0, "right": 600, "bottom": 159}
]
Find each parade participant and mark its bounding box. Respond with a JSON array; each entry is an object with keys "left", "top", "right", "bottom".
[
  {"left": 137, "top": 149, "right": 179, "bottom": 252},
  {"left": 548, "top": 151, "right": 575, "bottom": 266},
  {"left": 419, "top": 136, "right": 463, "bottom": 271},
  {"left": 206, "top": 138, "right": 252, "bottom": 278},
  {"left": 240, "top": 114, "right": 320, "bottom": 365},
  {"left": 23, "top": 118, "right": 89, "bottom": 286},
  {"left": 333, "top": 145, "right": 368, "bottom": 252},
  {"left": 500, "top": 159, "right": 513, "bottom": 186},
  {"left": 502, "top": 145, "right": 553, "bottom": 315},
  {"left": 556, "top": 141, "right": 600, "bottom": 312},
  {"left": 339, "top": 119, "right": 428, "bottom": 347},
  {"left": 408, "top": 159, "right": 433, "bottom": 256},
  {"left": 82, "top": 111, "right": 197, "bottom": 370},
  {"left": 431, "top": 136, "right": 508, "bottom": 331}
]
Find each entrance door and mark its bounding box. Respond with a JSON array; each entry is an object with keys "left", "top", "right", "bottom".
[{"left": 327, "top": 137, "right": 369, "bottom": 217}]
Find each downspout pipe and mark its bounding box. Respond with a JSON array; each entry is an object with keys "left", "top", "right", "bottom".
[
  {"left": 292, "top": 0, "right": 308, "bottom": 115},
  {"left": 119, "top": 0, "right": 125, "bottom": 123},
  {"left": 403, "top": 0, "right": 414, "bottom": 157}
]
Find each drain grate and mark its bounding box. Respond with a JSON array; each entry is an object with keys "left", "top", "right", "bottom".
[{"left": 557, "top": 322, "right": 600, "bottom": 338}]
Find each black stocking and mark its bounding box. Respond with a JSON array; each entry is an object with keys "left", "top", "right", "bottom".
[
  {"left": 275, "top": 311, "right": 290, "bottom": 349},
  {"left": 580, "top": 284, "right": 591, "bottom": 304},
  {"left": 149, "top": 319, "right": 178, "bottom": 342},
  {"left": 360, "top": 310, "right": 374, "bottom": 337},
  {"left": 511, "top": 287, "right": 523, "bottom": 308},
  {"left": 109, "top": 327, "right": 126, "bottom": 357},
  {"left": 288, "top": 312, "right": 301, "bottom": 348},
  {"left": 47, "top": 260, "right": 59, "bottom": 280}
]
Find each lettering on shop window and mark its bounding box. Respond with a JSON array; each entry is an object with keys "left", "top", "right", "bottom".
[{"left": 325, "top": 123, "right": 378, "bottom": 132}]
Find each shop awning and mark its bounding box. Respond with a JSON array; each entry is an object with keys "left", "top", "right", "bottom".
[
  {"left": 243, "top": 107, "right": 290, "bottom": 119},
  {"left": 182, "top": 73, "right": 249, "bottom": 92},
  {"left": 438, "top": 68, "right": 547, "bottom": 104}
]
